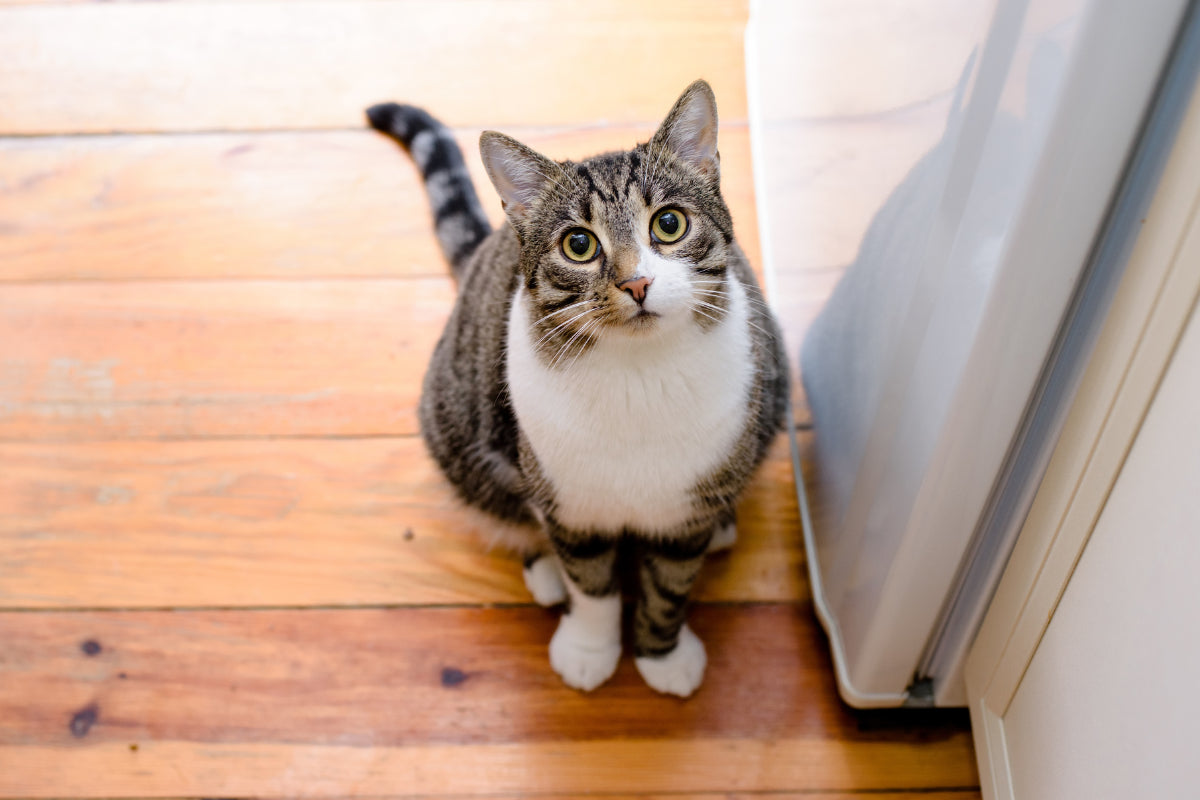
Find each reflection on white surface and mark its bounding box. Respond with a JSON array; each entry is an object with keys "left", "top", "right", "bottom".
[{"left": 751, "top": 0, "right": 1188, "bottom": 704}]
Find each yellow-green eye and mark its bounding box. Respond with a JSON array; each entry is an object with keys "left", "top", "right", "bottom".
[
  {"left": 562, "top": 229, "right": 599, "bottom": 263},
  {"left": 651, "top": 208, "right": 688, "bottom": 243}
]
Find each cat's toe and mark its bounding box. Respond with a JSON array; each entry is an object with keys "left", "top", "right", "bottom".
[
  {"left": 707, "top": 522, "right": 738, "bottom": 553},
  {"left": 635, "top": 624, "right": 707, "bottom": 697},
  {"left": 523, "top": 555, "right": 566, "bottom": 607},
  {"left": 549, "top": 618, "right": 621, "bottom": 691}
]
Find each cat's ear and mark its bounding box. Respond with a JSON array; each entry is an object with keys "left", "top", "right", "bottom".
[
  {"left": 479, "top": 131, "right": 564, "bottom": 226},
  {"left": 651, "top": 80, "right": 720, "bottom": 180}
]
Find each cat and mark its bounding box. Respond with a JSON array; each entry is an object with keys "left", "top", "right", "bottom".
[{"left": 366, "top": 80, "right": 788, "bottom": 697}]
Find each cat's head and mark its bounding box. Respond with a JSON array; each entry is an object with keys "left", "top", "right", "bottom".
[{"left": 480, "top": 80, "right": 736, "bottom": 361}]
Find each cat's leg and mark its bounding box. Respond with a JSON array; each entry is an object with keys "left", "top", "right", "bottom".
[
  {"left": 633, "top": 527, "right": 712, "bottom": 697},
  {"left": 547, "top": 527, "right": 621, "bottom": 692},
  {"left": 518, "top": 503, "right": 566, "bottom": 606},
  {"left": 522, "top": 551, "right": 566, "bottom": 607}
]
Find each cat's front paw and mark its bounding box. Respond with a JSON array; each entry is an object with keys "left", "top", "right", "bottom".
[
  {"left": 549, "top": 616, "right": 621, "bottom": 692},
  {"left": 635, "top": 624, "right": 707, "bottom": 697},
  {"left": 523, "top": 555, "right": 566, "bottom": 607}
]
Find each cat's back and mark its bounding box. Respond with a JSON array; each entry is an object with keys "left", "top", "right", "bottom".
[{"left": 418, "top": 224, "right": 529, "bottom": 522}]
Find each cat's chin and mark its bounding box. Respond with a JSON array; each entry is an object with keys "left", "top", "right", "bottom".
[
  {"left": 605, "top": 307, "right": 695, "bottom": 340},
  {"left": 625, "top": 309, "right": 661, "bottom": 329}
]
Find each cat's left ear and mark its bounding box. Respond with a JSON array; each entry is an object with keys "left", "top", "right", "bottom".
[{"left": 651, "top": 80, "right": 720, "bottom": 181}]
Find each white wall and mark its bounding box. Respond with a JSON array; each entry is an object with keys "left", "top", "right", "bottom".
[{"left": 1003, "top": 296, "right": 1200, "bottom": 798}]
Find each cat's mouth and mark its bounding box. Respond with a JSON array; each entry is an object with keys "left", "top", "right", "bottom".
[{"left": 625, "top": 308, "right": 660, "bottom": 328}]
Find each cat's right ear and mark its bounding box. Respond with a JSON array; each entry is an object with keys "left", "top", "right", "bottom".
[{"left": 479, "top": 132, "right": 563, "bottom": 227}]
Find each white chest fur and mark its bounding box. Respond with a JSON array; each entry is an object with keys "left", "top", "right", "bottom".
[{"left": 506, "top": 281, "right": 754, "bottom": 534}]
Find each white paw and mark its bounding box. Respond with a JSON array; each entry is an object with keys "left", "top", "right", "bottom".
[
  {"left": 523, "top": 555, "right": 566, "bottom": 607},
  {"left": 707, "top": 522, "right": 737, "bottom": 553},
  {"left": 635, "top": 624, "right": 707, "bottom": 697},
  {"left": 549, "top": 615, "right": 621, "bottom": 692}
]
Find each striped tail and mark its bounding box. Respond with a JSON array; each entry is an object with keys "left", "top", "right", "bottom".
[{"left": 366, "top": 103, "right": 492, "bottom": 275}]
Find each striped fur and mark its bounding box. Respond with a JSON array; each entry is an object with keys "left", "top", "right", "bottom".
[
  {"left": 367, "top": 81, "right": 789, "bottom": 697},
  {"left": 366, "top": 103, "right": 492, "bottom": 273}
]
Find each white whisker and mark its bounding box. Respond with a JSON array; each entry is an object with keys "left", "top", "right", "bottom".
[
  {"left": 525, "top": 163, "right": 575, "bottom": 197},
  {"left": 534, "top": 307, "right": 594, "bottom": 351},
  {"left": 559, "top": 316, "right": 604, "bottom": 373},
  {"left": 689, "top": 304, "right": 723, "bottom": 327},
  {"left": 691, "top": 297, "right": 773, "bottom": 338},
  {"left": 548, "top": 314, "right": 600, "bottom": 372},
  {"left": 645, "top": 141, "right": 668, "bottom": 199},
  {"left": 535, "top": 298, "right": 593, "bottom": 325},
  {"left": 691, "top": 299, "right": 729, "bottom": 317},
  {"left": 692, "top": 288, "right": 774, "bottom": 314}
]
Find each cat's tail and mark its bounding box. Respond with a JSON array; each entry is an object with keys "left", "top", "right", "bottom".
[{"left": 366, "top": 103, "right": 492, "bottom": 276}]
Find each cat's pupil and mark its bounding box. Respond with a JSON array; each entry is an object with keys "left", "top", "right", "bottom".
[
  {"left": 658, "top": 212, "right": 679, "bottom": 235},
  {"left": 568, "top": 233, "right": 590, "bottom": 255}
]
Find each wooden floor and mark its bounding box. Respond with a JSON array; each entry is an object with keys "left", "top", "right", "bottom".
[{"left": 0, "top": 1, "right": 978, "bottom": 797}]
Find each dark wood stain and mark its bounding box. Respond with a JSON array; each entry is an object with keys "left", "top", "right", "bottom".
[
  {"left": 69, "top": 704, "right": 98, "bottom": 738},
  {"left": 1, "top": 606, "right": 975, "bottom": 751},
  {"left": 440, "top": 667, "right": 468, "bottom": 687}
]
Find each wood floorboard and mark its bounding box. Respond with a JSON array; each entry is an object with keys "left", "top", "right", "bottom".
[
  {"left": 0, "top": 436, "right": 805, "bottom": 608},
  {"left": 0, "top": 278, "right": 449, "bottom": 439},
  {"left": 0, "top": 274, "right": 816, "bottom": 439},
  {"left": 0, "top": 604, "right": 977, "bottom": 797},
  {"left": 0, "top": 739, "right": 982, "bottom": 797},
  {"left": 0, "top": 0, "right": 981, "bottom": 795},
  {"left": 381, "top": 795, "right": 983, "bottom": 800},
  {"left": 0, "top": 126, "right": 761, "bottom": 282},
  {"left": 0, "top": 796, "right": 980, "bottom": 800},
  {"left": 0, "top": 0, "right": 748, "bottom": 135}
]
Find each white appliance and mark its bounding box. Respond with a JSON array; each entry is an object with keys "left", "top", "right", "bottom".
[{"left": 747, "top": 0, "right": 1198, "bottom": 707}]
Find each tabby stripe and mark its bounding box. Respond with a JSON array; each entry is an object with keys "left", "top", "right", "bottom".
[
  {"left": 633, "top": 609, "right": 687, "bottom": 657},
  {"left": 647, "top": 575, "right": 690, "bottom": 608},
  {"left": 625, "top": 151, "right": 643, "bottom": 199},
  {"left": 411, "top": 130, "right": 460, "bottom": 180},
  {"left": 432, "top": 188, "right": 478, "bottom": 225},
  {"left": 647, "top": 529, "right": 712, "bottom": 561},
  {"left": 447, "top": 232, "right": 489, "bottom": 270},
  {"left": 575, "top": 197, "right": 594, "bottom": 223},
  {"left": 368, "top": 102, "right": 491, "bottom": 274},
  {"left": 541, "top": 293, "right": 585, "bottom": 314},
  {"left": 553, "top": 532, "right": 615, "bottom": 561},
  {"left": 642, "top": 614, "right": 684, "bottom": 641}
]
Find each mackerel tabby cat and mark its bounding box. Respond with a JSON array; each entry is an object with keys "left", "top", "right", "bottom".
[{"left": 367, "top": 81, "right": 788, "bottom": 697}]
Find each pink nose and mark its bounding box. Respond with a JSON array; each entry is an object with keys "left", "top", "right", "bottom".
[{"left": 618, "top": 276, "right": 653, "bottom": 304}]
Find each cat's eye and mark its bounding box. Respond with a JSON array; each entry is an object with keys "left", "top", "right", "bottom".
[
  {"left": 651, "top": 208, "right": 689, "bottom": 244},
  {"left": 561, "top": 229, "right": 600, "bottom": 263}
]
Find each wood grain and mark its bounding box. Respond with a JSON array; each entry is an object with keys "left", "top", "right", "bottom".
[
  {"left": 490, "top": 795, "right": 981, "bottom": 800},
  {"left": 0, "top": 0, "right": 748, "bottom": 135},
  {"left": 0, "top": 740, "right": 982, "bottom": 797},
  {"left": 0, "top": 278, "right": 450, "bottom": 440},
  {"left": 0, "top": 270, "right": 810, "bottom": 443},
  {"left": 0, "top": 0, "right": 986, "bottom": 796},
  {"left": 0, "top": 435, "right": 805, "bottom": 608},
  {"left": 23, "top": 795, "right": 978, "bottom": 800},
  {"left": 595, "top": 795, "right": 981, "bottom": 800},
  {"left": 0, "top": 604, "right": 977, "bottom": 796},
  {"left": 0, "top": 126, "right": 761, "bottom": 282}
]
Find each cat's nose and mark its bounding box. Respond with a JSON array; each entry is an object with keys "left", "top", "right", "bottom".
[{"left": 618, "top": 276, "right": 653, "bottom": 304}]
